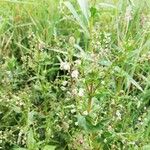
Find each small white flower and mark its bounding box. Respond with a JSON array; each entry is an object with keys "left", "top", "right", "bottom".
[
  {"left": 137, "top": 101, "right": 141, "bottom": 108},
  {"left": 38, "top": 41, "right": 45, "bottom": 50},
  {"left": 75, "top": 122, "right": 78, "bottom": 126},
  {"left": 75, "top": 59, "right": 81, "bottom": 65},
  {"left": 78, "top": 88, "right": 84, "bottom": 97},
  {"left": 19, "top": 102, "right": 24, "bottom": 106},
  {"left": 101, "top": 81, "right": 105, "bottom": 85},
  {"left": 69, "top": 36, "right": 75, "bottom": 45},
  {"left": 70, "top": 104, "right": 75, "bottom": 108},
  {"left": 140, "top": 122, "right": 144, "bottom": 125},
  {"left": 138, "top": 117, "right": 142, "bottom": 121},
  {"left": 83, "top": 111, "right": 88, "bottom": 116},
  {"left": 70, "top": 109, "right": 76, "bottom": 114},
  {"left": 116, "top": 110, "right": 121, "bottom": 120},
  {"left": 71, "top": 70, "right": 79, "bottom": 79},
  {"left": 62, "top": 81, "right": 68, "bottom": 86},
  {"left": 60, "top": 86, "right": 66, "bottom": 91},
  {"left": 66, "top": 91, "right": 71, "bottom": 96},
  {"left": 108, "top": 125, "right": 113, "bottom": 132},
  {"left": 72, "top": 88, "right": 78, "bottom": 95},
  {"left": 60, "top": 61, "right": 70, "bottom": 70},
  {"left": 104, "top": 139, "right": 107, "bottom": 143}
]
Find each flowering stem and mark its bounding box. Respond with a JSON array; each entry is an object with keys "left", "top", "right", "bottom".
[
  {"left": 87, "top": 97, "right": 92, "bottom": 113},
  {"left": 87, "top": 83, "right": 93, "bottom": 113}
]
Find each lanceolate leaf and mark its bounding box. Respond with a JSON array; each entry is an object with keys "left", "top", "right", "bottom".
[
  {"left": 43, "top": 145, "right": 56, "bottom": 150},
  {"left": 77, "top": 0, "right": 89, "bottom": 23},
  {"left": 98, "top": 3, "right": 117, "bottom": 9},
  {"left": 64, "top": 1, "right": 89, "bottom": 36},
  {"left": 13, "top": 148, "right": 27, "bottom": 150},
  {"left": 142, "top": 145, "right": 150, "bottom": 150},
  {"left": 114, "top": 66, "right": 143, "bottom": 92},
  {"left": 27, "top": 129, "right": 36, "bottom": 150}
]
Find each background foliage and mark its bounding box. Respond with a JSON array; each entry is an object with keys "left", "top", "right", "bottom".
[{"left": 0, "top": 0, "right": 150, "bottom": 149}]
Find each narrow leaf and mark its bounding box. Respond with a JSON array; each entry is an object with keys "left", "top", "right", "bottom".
[
  {"left": 98, "top": 3, "right": 117, "bottom": 9},
  {"left": 13, "top": 148, "right": 27, "bottom": 150},
  {"left": 43, "top": 145, "right": 56, "bottom": 150},
  {"left": 77, "top": 0, "right": 89, "bottom": 23},
  {"left": 114, "top": 66, "right": 143, "bottom": 92},
  {"left": 64, "top": 1, "right": 89, "bottom": 36}
]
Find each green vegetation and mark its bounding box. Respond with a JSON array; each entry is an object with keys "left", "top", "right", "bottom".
[{"left": 0, "top": 0, "right": 150, "bottom": 149}]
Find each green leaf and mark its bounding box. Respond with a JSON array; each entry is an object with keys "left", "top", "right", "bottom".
[
  {"left": 27, "top": 111, "right": 35, "bottom": 126},
  {"left": 13, "top": 148, "right": 27, "bottom": 150},
  {"left": 98, "top": 3, "right": 116, "bottom": 9},
  {"left": 77, "top": 114, "right": 88, "bottom": 130},
  {"left": 90, "top": 7, "right": 97, "bottom": 17},
  {"left": 27, "top": 129, "right": 36, "bottom": 150},
  {"left": 77, "top": 114, "right": 107, "bottom": 132},
  {"left": 43, "top": 145, "right": 56, "bottom": 150},
  {"left": 127, "top": 76, "right": 143, "bottom": 92},
  {"left": 64, "top": 1, "right": 89, "bottom": 37},
  {"left": 142, "top": 145, "right": 150, "bottom": 150},
  {"left": 114, "top": 66, "right": 143, "bottom": 92},
  {"left": 77, "top": 0, "right": 89, "bottom": 23},
  {"left": 2, "top": 0, "right": 34, "bottom": 4},
  {"left": 12, "top": 105, "right": 21, "bottom": 113}
]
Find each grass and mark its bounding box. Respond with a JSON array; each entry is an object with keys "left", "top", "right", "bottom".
[{"left": 0, "top": 0, "right": 150, "bottom": 149}]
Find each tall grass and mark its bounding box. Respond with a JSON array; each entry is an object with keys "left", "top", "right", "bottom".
[{"left": 0, "top": 0, "right": 150, "bottom": 150}]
